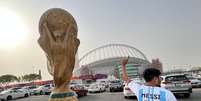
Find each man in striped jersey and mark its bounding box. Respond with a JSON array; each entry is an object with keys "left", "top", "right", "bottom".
[{"left": 122, "top": 58, "right": 177, "bottom": 101}]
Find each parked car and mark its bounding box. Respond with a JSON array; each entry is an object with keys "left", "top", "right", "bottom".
[
  {"left": 123, "top": 84, "right": 134, "bottom": 99},
  {"left": 88, "top": 83, "right": 103, "bottom": 93},
  {"left": 123, "top": 78, "right": 145, "bottom": 99},
  {"left": 0, "top": 89, "right": 29, "bottom": 100},
  {"left": 161, "top": 74, "right": 192, "bottom": 98},
  {"left": 109, "top": 80, "right": 123, "bottom": 92},
  {"left": 33, "top": 84, "right": 54, "bottom": 95},
  {"left": 70, "top": 84, "right": 88, "bottom": 97},
  {"left": 22, "top": 85, "right": 38, "bottom": 95},
  {"left": 83, "top": 84, "right": 90, "bottom": 90},
  {"left": 96, "top": 83, "right": 106, "bottom": 92},
  {"left": 11, "top": 87, "right": 31, "bottom": 96},
  {"left": 97, "top": 79, "right": 109, "bottom": 88},
  {"left": 187, "top": 76, "right": 201, "bottom": 88}
]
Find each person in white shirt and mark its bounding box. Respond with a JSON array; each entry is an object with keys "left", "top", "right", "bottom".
[{"left": 122, "top": 58, "right": 177, "bottom": 101}]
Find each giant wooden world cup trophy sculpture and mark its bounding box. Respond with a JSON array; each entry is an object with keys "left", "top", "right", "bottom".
[{"left": 38, "top": 8, "right": 80, "bottom": 101}]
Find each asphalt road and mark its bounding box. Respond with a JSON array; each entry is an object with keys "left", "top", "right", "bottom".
[{"left": 15, "top": 88, "right": 201, "bottom": 101}]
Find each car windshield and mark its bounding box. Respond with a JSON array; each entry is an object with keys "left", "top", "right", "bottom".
[
  {"left": 44, "top": 85, "right": 50, "bottom": 87},
  {"left": 166, "top": 75, "right": 188, "bottom": 81},
  {"left": 12, "top": 87, "right": 21, "bottom": 90},
  {"left": 29, "top": 86, "right": 38, "bottom": 89},
  {"left": 89, "top": 84, "right": 97, "bottom": 88},
  {"left": 110, "top": 81, "right": 120, "bottom": 83}
]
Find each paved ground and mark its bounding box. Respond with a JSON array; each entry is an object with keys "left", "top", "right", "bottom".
[{"left": 15, "top": 88, "right": 201, "bottom": 101}]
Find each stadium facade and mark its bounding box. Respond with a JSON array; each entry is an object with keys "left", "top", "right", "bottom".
[{"left": 73, "top": 44, "right": 151, "bottom": 81}]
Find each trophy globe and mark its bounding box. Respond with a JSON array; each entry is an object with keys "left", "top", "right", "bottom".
[{"left": 38, "top": 8, "right": 78, "bottom": 76}]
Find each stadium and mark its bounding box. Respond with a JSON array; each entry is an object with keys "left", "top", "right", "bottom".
[{"left": 73, "top": 44, "right": 151, "bottom": 81}]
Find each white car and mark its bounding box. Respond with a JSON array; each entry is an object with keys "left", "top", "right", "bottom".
[
  {"left": 190, "top": 79, "right": 201, "bottom": 88},
  {"left": 187, "top": 76, "right": 201, "bottom": 88},
  {"left": 123, "top": 85, "right": 135, "bottom": 98},
  {"left": 109, "top": 80, "right": 123, "bottom": 92},
  {"left": 97, "top": 79, "right": 109, "bottom": 88},
  {"left": 123, "top": 78, "right": 145, "bottom": 99},
  {"left": 161, "top": 74, "right": 192, "bottom": 98},
  {"left": 22, "top": 86, "right": 38, "bottom": 95},
  {"left": 96, "top": 83, "right": 106, "bottom": 92},
  {"left": 88, "top": 83, "right": 103, "bottom": 93},
  {"left": 33, "top": 84, "right": 54, "bottom": 95},
  {"left": 11, "top": 87, "right": 31, "bottom": 96},
  {"left": 0, "top": 89, "right": 29, "bottom": 100}
]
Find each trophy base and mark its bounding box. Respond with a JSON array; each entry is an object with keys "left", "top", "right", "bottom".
[{"left": 48, "top": 92, "right": 77, "bottom": 101}]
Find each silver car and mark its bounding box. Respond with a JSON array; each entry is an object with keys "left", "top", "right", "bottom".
[
  {"left": 0, "top": 89, "right": 29, "bottom": 100},
  {"left": 187, "top": 76, "right": 201, "bottom": 88},
  {"left": 161, "top": 74, "right": 192, "bottom": 98}
]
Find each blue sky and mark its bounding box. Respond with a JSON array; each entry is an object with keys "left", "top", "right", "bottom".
[{"left": 0, "top": 0, "right": 201, "bottom": 80}]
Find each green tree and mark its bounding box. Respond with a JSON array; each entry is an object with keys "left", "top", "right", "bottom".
[{"left": 0, "top": 74, "right": 19, "bottom": 84}]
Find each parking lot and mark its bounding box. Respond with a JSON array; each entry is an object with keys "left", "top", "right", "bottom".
[{"left": 11, "top": 88, "right": 201, "bottom": 101}]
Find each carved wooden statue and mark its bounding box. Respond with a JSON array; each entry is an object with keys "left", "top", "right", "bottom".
[{"left": 38, "top": 8, "right": 80, "bottom": 101}]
